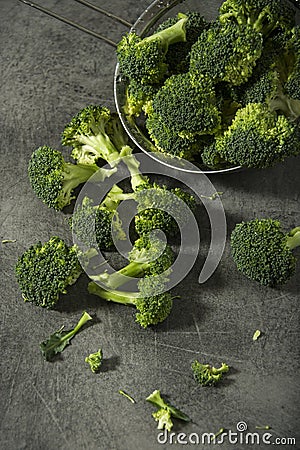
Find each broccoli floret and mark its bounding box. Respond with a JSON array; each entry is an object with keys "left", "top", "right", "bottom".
[
  {"left": 85, "top": 348, "right": 103, "bottom": 373},
  {"left": 201, "top": 141, "right": 232, "bottom": 170},
  {"left": 88, "top": 283, "right": 174, "bottom": 328},
  {"left": 214, "top": 103, "right": 300, "bottom": 168},
  {"left": 190, "top": 21, "right": 263, "bottom": 85},
  {"left": 40, "top": 311, "right": 92, "bottom": 361},
  {"left": 146, "top": 390, "right": 190, "bottom": 431},
  {"left": 91, "top": 234, "right": 175, "bottom": 290},
  {"left": 117, "top": 13, "right": 188, "bottom": 84},
  {"left": 231, "top": 219, "right": 300, "bottom": 287},
  {"left": 15, "top": 236, "right": 83, "bottom": 308},
  {"left": 191, "top": 360, "right": 229, "bottom": 386},
  {"left": 71, "top": 185, "right": 126, "bottom": 251},
  {"left": 88, "top": 234, "right": 175, "bottom": 328},
  {"left": 146, "top": 111, "right": 205, "bottom": 159},
  {"left": 233, "top": 31, "right": 300, "bottom": 120},
  {"left": 28, "top": 146, "right": 102, "bottom": 210},
  {"left": 156, "top": 11, "right": 210, "bottom": 75},
  {"left": 284, "top": 26, "right": 300, "bottom": 100},
  {"left": 148, "top": 73, "right": 221, "bottom": 138},
  {"left": 125, "top": 79, "right": 159, "bottom": 117},
  {"left": 113, "top": 147, "right": 197, "bottom": 236},
  {"left": 219, "top": 0, "right": 295, "bottom": 37},
  {"left": 133, "top": 183, "right": 196, "bottom": 237},
  {"left": 62, "top": 106, "right": 129, "bottom": 165}
]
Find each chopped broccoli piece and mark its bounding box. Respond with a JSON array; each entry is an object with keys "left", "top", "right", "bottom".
[
  {"left": 231, "top": 219, "right": 300, "bottom": 286},
  {"left": 88, "top": 284, "right": 174, "bottom": 328},
  {"left": 28, "top": 146, "right": 101, "bottom": 210},
  {"left": 148, "top": 73, "right": 221, "bottom": 138},
  {"left": 212, "top": 103, "right": 300, "bottom": 168},
  {"left": 62, "top": 106, "right": 128, "bottom": 166},
  {"left": 284, "top": 26, "right": 300, "bottom": 101},
  {"left": 91, "top": 234, "right": 174, "bottom": 290},
  {"left": 218, "top": 0, "right": 295, "bottom": 37},
  {"left": 117, "top": 13, "right": 188, "bottom": 84},
  {"left": 156, "top": 11, "right": 210, "bottom": 75},
  {"left": 70, "top": 185, "right": 126, "bottom": 251},
  {"left": 125, "top": 79, "right": 159, "bottom": 117},
  {"left": 146, "top": 390, "right": 190, "bottom": 431},
  {"left": 146, "top": 110, "right": 205, "bottom": 159},
  {"left": 191, "top": 360, "right": 229, "bottom": 386},
  {"left": 85, "top": 348, "right": 103, "bottom": 373},
  {"left": 40, "top": 311, "right": 92, "bottom": 361},
  {"left": 15, "top": 236, "right": 83, "bottom": 308},
  {"left": 190, "top": 21, "right": 263, "bottom": 86},
  {"left": 88, "top": 234, "right": 175, "bottom": 328}
]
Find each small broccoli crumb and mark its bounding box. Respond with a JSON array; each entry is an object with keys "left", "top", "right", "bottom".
[
  {"left": 252, "top": 329, "right": 262, "bottom": 341},
  {"left": 119, "top": 390, "right": 136, "bottom": 403},
  {"left": 85, "top": 349, "right": 103, "bottom": 373},
  {"left": 191, "top": 360, "right": 229, "bottom": 386}
]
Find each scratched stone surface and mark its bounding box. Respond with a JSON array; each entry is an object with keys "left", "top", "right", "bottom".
[{"left": 0, "top": 0, "right": 300, "bottom": 449}]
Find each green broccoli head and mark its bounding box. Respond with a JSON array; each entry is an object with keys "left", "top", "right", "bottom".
[
  {"left": 150, "top": 73, "right": 221, "bottom": 137},
  {"left": 15, "top": 236, "right": 82, "bottom": 308},
  {"left": 125, "top": 79, "right": 159, "bottom": 117},
  {"left": 215, "top": 103, "right": 300, "bottom": 168},
  {"left": 134, "top": 183, "right": 196, "bottom": 237},
  {"left": 156, "top": 11, "right": 209, "bottom": 75},
  {"left": 219, "top": 0, "right": 295, "bottom": 36},
  {"left": 190, "top": 21, "right": 263, "bottom": 86},
  {"left": 28, "top": 146, "right": 99, "bottom": 210},
  {"left": 231, "top": 219, "right": 300, "bottom": 287},
  {"left": 117, "top": 14, "right": 188, "bottom": 84},
  {"left": 191, "top": 360, "right": 229, "bottom": 386},
  {"left": 146, "top": 111, "right": 203, "bottom": 159},
  {"left": 135, "top": 292, "right": 173, "bottom": 328},
  {"left": 284, "top": 26, "right": 300, "bottom": 101},
  {"left": 62, "top": 105, "right": 126, "bottom": 165}
]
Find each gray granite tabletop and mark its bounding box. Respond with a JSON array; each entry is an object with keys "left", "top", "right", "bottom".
[{"left": 0, "top": 0, "right": 299, "bottom": 449}]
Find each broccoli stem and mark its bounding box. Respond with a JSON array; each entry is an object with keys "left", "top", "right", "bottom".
[
  {"left": 142, "top": 15, "right": 187, "bottom": 49},
  {"left": 120, "top": 145, "right": 147, "bottom": 190},
  {"left": 76, "top": 134, "right": 121, "bottom": 166},
  {"left": 92, "top": 260, "right": 150, "bottom": 290},
  {"left": 88, "top": 282, "right": 138, "bottom": 306},
  {"left": 286, "top": 227, "right": 300, "bottom": 250},
  {"left": 269, "top": 94, "right": 300, "bottom": 120},
  {"left": 61, "top": 311, "right": 92, "bottom": 341},
  {"left": 63, "top": 162, "right": 99, "bottom": 193}
]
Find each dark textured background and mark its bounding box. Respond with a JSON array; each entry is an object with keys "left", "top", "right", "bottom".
[{"left": 0, "top": 1, "right": 299, "bottom": 449}]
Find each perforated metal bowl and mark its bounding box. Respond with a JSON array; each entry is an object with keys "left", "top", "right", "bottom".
[{"left": 114, "top": 0, "right": 300, "bottom": 174}]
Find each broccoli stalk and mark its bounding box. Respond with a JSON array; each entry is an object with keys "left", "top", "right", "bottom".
[
  {"left": 40, "top": 311, "right": 92, "bottom": 361},
  {"left": 28, "top": 146, "right": 112, "bottom": 210},
  {"left": 286, "top": 227, "right": 300, "bottom": 249},
  {"left": 231, "top": 219, "right": 300, "bottom": 286},
  {"left": 62, "top": 106, "right": 129, "bottom": 166}
]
